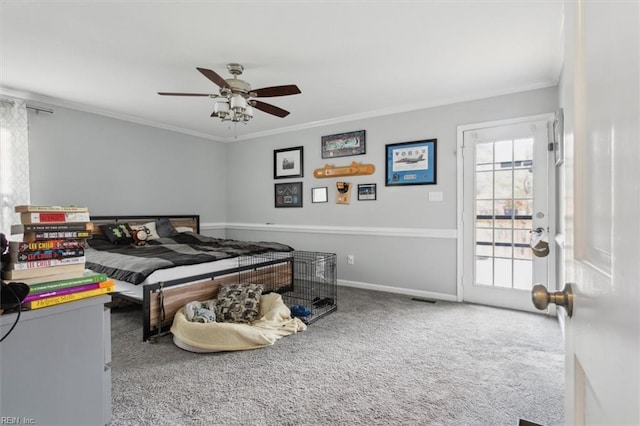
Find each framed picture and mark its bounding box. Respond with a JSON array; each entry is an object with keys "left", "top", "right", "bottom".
[
  {"left": 385, "top": 139, "right": 437, "bottom": 186},
  {"left": 312, "top": 187, "right": 328, "bottom": 203},
  {"left": 357, "top": 183, "right": 377, "bottom": 201},
  {"left": 553, "top": 108, "right": 564, "bottom": 166},
  {"left": 321, "top": 130, "right": 366, "bottom": 159},
  {"left": 274, "top": 146, "right": 304, "bottom": 179},
  {"left": 275, "top": 182, "right": 303, "bottom": 208}
]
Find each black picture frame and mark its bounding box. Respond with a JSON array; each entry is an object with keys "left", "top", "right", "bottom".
[
  {"left": 274, "top": 146, "right": 304, "bottom": 179},
  {"left": 275, "top": 182, "right": 303, "bottom": 208},
  {"left": 385, "top": 139, "right": 437, "bottom": 186},
  {"left": 321, "top": 130, "right": 366, "bottom": 159},
  {"left": 357, "top": 183, "right": 377, "bottom": 201}
]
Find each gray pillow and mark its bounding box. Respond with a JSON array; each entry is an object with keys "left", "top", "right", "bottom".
[{"left": 156, "top": 217, "right": 179, "bottom": 237}]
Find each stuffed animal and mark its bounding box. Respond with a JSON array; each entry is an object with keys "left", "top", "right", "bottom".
[{"left": 183, "top": 300, "right": 217, "bottom": 323}]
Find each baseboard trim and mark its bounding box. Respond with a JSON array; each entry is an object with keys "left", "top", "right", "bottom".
[
  {"left": 338, "top": 279, "right": 458, "bottom": 302},
  {"left": 225, "top": 222, "right": 457, "bottom": 239}
]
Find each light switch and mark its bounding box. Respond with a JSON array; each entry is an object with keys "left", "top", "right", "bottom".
[{"left": 428, "top": 191, "right": 443, "bottom": 201}]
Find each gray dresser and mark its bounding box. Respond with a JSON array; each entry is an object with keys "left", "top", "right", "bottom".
[{"left": 0, "top": 295, "right": 111, "bottom": 425}]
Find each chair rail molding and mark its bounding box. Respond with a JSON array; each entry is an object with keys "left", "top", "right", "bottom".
[{"left": 223, "top": 222, "right": 457, "bottom": 239}]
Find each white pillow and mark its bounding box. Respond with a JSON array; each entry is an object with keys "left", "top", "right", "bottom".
[
  {"left": 175, "top": 226, "right": 194, "bottom": 233},
  {"left": 129, "top": 221, "right": 160, "bottom": 240}
]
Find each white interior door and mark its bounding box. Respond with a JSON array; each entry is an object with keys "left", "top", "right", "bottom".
[
  {"left": 460, "top": 116, "right": 553, "bottom": 312},
  {"left": 561, "top": 1, "right": 639, "bottom": 424}
]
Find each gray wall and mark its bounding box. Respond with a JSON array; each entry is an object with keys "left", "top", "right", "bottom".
[
  {"left": 25, "top": 86, "right": 557, "bottom": 299},
  {"left": 225, "top": 87, "right": 558, "bottom": 297},
  {"left": 27, "top": 106, "right": 227, "bottom": 224}
]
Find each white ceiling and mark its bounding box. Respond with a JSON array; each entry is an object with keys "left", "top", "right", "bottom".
[{"left": 0, "top": 1, "right": 564, "bottom": 142}]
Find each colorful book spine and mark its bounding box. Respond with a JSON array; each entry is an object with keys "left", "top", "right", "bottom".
[
  {"left": 11, "top": 222, "right": 94, "bottom": 234},
  {"left": 26, "top": 284, "right": 114, "bottom": 310},
  {"left": 14, "top": 205, "right": 89, "bottom": 213},
  {"left": 11, "top": 239, "right": 86, "bottom": 252},
  {"left": 12, "top": 248, "right": 84, "bottom": 262},
  {"left": 20, "top": 211, "right": 90, "bottom": 224},
  {"left": 23, "top": 280, "right": 114, "bottom": 303},
  {"left": 28, "top": 272, "right": 108, "bottom": 294},
  {"left": 21, "top": 231, "right": 92, "bottom": 242},
  {"left": 7, "top": 256, "right": 86, "bottom": 271}
]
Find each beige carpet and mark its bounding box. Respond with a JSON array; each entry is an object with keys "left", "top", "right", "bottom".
[{"left": 109, "top": 285, "right": 564, "bottom": 425}]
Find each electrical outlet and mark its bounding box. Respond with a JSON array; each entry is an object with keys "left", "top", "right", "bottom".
[{"left": 347, "top": 255, "right": 355, "bottom": 265}]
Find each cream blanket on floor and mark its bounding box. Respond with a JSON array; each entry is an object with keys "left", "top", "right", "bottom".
[{"left": 170, "top": 293, "right": 307, "bottom": 352}]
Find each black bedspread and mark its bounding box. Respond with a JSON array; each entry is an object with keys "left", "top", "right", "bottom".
[{"left": 85, "top": 232, "right": 293, "bottom": 284}]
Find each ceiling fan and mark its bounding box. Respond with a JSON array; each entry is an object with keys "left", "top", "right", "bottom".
[{"left": 158, "top": 63, "right": 301, "bottom": 123}]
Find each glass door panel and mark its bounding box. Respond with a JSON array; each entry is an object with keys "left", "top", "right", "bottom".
[{"left": 462, "top": 118, "right": 551, "bottom": 311}]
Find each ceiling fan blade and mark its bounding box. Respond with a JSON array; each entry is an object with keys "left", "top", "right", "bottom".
[
  {"left": 196, "top": 67, "right": 231, "bottom": 89},
  {"left": 252, "top": 100, "right": 290, "bottom": 118},
  {"left": 252, "top": 85, "right": 301, "bottom": 98},
  {"left": 158, "top": 92, "right": 212, "bottom": 96}
]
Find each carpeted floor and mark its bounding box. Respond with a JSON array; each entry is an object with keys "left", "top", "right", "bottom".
[{"left": 109, "top": 285, "right": 564, "bottom": 426}]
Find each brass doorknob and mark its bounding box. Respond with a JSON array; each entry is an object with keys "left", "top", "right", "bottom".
[{"left": 531, "top": 283, "right": 574, "bottom": 317}]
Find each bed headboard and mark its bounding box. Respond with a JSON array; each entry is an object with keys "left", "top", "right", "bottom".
[{"left": 90, "top": 214, "right": 200, "bottom": 236}]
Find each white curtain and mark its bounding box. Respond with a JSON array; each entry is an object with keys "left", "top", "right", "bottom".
[{"left": 0, "top": 99, "right": 30, "bottom": 238}]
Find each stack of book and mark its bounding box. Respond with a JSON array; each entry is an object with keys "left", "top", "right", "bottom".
[{"left": 1, "top": 205, "right": 114, "bottom": 310}]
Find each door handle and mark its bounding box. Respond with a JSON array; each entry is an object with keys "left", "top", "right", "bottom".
[{"left": 531, "top": 283, "right": 574, "bottom": 317}]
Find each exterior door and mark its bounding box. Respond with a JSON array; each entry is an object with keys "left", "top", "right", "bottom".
[
  {"left": 460, "top": 116, "right": 553, "bottom": 312},
  {"left": 561, "top": 1, "right": 639, "bottom": 424}
]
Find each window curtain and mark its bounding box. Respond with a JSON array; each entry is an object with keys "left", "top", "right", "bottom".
[{"left": 0, "top": 99, "right": 30, "bottom": 237}]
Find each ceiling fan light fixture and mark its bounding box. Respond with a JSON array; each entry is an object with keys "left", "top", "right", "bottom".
[
  {"left": 230, "top": 94, "right": 247, "bottom": 112},
  {"left": 213, "top": 101, "right": 229, "bottom": 118},
  {"left": 243, "top": 105, "right": 254, "bottom": 121}
]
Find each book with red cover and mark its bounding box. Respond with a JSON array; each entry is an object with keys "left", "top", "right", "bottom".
[
  {"left": 20, "top": 211, "right": 90, "bottom": 224},
  {"left": 9, "top": 248, "right": 85, "bottom": 263},
  {"left": 5, "top": 256, "right": 86, "bottom": 271},
  {"left": 10, "top": 239, "right": 86, "bottom": 252}
]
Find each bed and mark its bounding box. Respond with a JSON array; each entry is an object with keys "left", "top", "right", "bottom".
[{"left": 86, "top": 215, "right": 295, "bottom": 341}]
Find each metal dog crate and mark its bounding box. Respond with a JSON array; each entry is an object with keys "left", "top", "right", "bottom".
[
  {"left": 239, "top": 250, "right": 337, "bottom": 324},
  {"left": 236, "top": 251, "right": 295, "bottom": 294},
  {"left": 284, "top": 251, "right": 337, "bottom": 324}
]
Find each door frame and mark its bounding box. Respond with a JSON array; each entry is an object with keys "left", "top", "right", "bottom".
[{"left": 456, "top": 113, "right": 557, "bottom": 304}]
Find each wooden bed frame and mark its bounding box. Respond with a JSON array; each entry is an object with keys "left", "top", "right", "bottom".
[{"left": 89, "top": 215, "right": 294, "bottom": 341}]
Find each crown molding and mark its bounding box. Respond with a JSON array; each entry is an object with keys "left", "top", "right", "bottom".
[
  {"left": 2, "top": 79, "right": 558, "bottom": 143},
  {"left": 0, "top": 86, "right": 225, "bottom": 142},
  {"left": 227, "top": 80, "right": 559, "bottom": 142}
]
